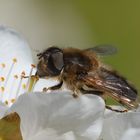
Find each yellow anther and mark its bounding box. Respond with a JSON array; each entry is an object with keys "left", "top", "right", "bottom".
[
  {"left": 13, "top": 58, "right": 17, "bottom": 63},
  {"left": 1, "top": 86, "right": 5, "bottom": 92},
  {"left": 11, "top": 99, "right": 16, "bottom": 103},
  {"left": 22, "top": 83, "right": 26, "bottom": 89},
  {"left": 14, "top": 75, "right": 18, "bottom": 79},
  {"left": 5, "top": 100, "right": 8, "bottom": 105},
  {"left": 43, "top": 87, "right": 48, "bottom": 92},
  {"left": 1, "top": 63, "right": 6, "bottom": 68},
  {"left": 0, "top": 77, "right": 5, "bottom": 82},
  {"left": 31, "top": 75, "right": 39, "bottom": 81},
  {"left": 21, "top": 71, "right": 25, "bottom": 77},
  {"left": 31, "top": 64, "right": 36, "bottom": 68}
]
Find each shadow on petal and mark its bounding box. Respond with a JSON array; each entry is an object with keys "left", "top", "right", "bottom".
[{"left": 0, "top": 112, "right": 22, "bottom": 140}]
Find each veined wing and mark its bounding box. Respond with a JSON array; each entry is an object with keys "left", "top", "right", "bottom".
[
  {"left": 85, "top": 44, "right": 117, "bottom": 56},
  {"left": 81, "top": 67, "right": 138, "bottom": 109}
]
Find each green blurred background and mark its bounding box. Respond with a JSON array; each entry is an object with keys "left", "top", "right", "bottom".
[
  {"left": 75, "top": 0, "right": 140, "bottom": 90},
  {"left": 0, "top": 0, "right": 139, "bottom": 89}
]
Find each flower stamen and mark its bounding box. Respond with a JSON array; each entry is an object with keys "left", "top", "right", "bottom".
[
  {"left": 4, "top": 58, "right": 17, "bottom": 87},
  {"left": 11, "top": 98, "right": 16, "bottom": 103},
  {"left": 22, "top": 83, "right": 26, "bottom": 89},
  {"left": 0, "top": 77, "right": 5, "bottom": 82},
  {"left": 29, "top": 75, "right": 39, "bottom": 92},
  {"left": 0, "top": 63, "right": 6, "bottom": 75},
  {"left": 5, "top": 74, "right": 19, "bottom": 102},
  {"left": 5, "top": 100, "right": 8, "bottom": 105},
  {"left": 0, "top": 86, "right": 5, "bottom": 92},
  {"left": 26, "top": 64, "right": 36, "bottom": 92},
  {"left": 15, "top": 71, "right": 25, "bottom": 99},
  {"left": 0, "top": 86, "right": 5, "bottom": 100}
]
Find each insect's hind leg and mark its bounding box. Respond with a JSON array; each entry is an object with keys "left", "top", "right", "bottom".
[
  {"left": 105, "top": 105, "right": 128, "bottom": 113},
  {"left": 43, "top": 81, "right": 63, "bottom": 92},
  {"left": 80, "top": 88, "right": 128, "bottom": 113},
  {"left": 80, "top": 87, "right": 104, "bottom": 96}
]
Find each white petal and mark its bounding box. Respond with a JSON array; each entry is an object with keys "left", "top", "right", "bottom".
[
  {"left": 33, "top": 78, "right": 60, "bottom": 92},
  {"left": 120, "top": 128, "right": 140, "bottom": 140},
  {"left": 100, "top": 111, "right": 140, "bottom": 140},
  {"left": 0, "top": 26, "right": 33, "bottom": 104},
  {"left": 0, "top": 101, "right": 8, "bottom": 118},
  {"left": 136, "top": 105, "right": 140, "bottom": 112},
  {"left": 33, "top": 78, "right": 71, "bottom": 93},
  {"left": 9, "top": 92, "right": 105, "bottom": 140},
  {"left": 0, "top": 26, "right": 32, "bottom": 64}
]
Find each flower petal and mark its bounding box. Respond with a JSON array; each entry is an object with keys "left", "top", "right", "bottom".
[
  {"left": 33, "top": 78, "right": 60, "bottom": 92},
  {"left": 0, "top": 26, "right": 32, "bottom": 64},
  {"left": 100, "top": 110, "right": 140, "bottom": 140},
  {"left": 0, "top": 26, "right": 33, "bottom": 104},
  {"left": 0, "top": 102, "right": 8, "bottom": 118},
  {"left": 9, "top": 92, "right": 105, "bottom": 140},
  {"left": 120, "top": 128, "right": 140, "bottom": 140}
]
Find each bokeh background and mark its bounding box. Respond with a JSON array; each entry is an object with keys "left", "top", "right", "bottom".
[{"left": 0, "top": 0, "right": 139, "bottom": 90}]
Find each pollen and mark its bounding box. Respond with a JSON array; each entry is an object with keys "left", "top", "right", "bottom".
[
  {"left": 0, "top": 77, "right": 5, "bottom": 82},
  {"left": 31, "top": 64, "right": 36, "bottom": 68},
  {"left": 14, "top": 75, "right": 18, "bottom": 79},
  {"left": 12, "top": 58, "right": 17, "bottom": 63},
  {"left": 1, "top": 63, "right": 6, "bottom": 68},
  {"left": 21, "top": 71, "right": 25, "bottom": 77},
  {"left": 5, "top": 100, "right": 8, "bottom": 105},
  {"left": 22, "top": 83, "right": 26, "bottom": 89},
  {"left": 4, "top": 58, "right": 18, "bottom": 89},
  {"left": 11, "top": 98, "right": 16, "bottom": 103},
  {"left": 0, "top": 86, "right": 5, "bottom": 92},
  {"left": 32, "top": 75, "right": 39, "bottom": 81}
]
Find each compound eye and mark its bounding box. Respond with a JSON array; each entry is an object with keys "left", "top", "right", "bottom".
[
  {"left": 47, "top": 51, "right": 64, "bottom": 76},
  {"left": 51, "top": 52, "right": 64, "bottom": 70}
]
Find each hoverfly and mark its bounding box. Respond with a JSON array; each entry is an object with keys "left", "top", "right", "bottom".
[{"left": 36, "top": 45, "right": 139, "bottom": 112}]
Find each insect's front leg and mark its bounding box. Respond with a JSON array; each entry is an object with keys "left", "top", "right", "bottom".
[{"left": 43, "top": 81, "right": 63, "bottom": 92}]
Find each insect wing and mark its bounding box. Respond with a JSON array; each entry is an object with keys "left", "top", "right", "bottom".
[
  {"left": 86, "top": 44, "right": 117, "bottom": 56},
  {"left": 81, "top": 68, "right": 138, "bottom": 109}
]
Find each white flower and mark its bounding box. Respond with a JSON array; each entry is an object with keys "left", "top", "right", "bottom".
[
  {"left": 0, "top": 25, "right": 33, "bottom": 112},
  {"left": 100, "top": 107, "right": 140, "bottom": 140},
  {"left": 9, "top": 92, "right": 105, "bottom": 140},
  {"left": 0, "top": 26, "right": 105, "bottom": 140},
  {"left": 0, "top": 26, "right": 140, "bottom": 140}
]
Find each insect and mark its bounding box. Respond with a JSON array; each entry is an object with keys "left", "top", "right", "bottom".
[{"left": 36, "top": 45, "right": 139, "bottom": 112}]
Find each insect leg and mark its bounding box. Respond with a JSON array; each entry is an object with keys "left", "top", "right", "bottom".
[
  {"left": 80, "top": 87, "right": 103, "bottom": 96},
  {"left": 80, "top": 88, "right": 128, "bottom": 113},
  {"left": 43, "top": 81, "right": 63, "bottom": 92},
  {"left": 105, "top": 105, "right": 128, "bottom": 113}
]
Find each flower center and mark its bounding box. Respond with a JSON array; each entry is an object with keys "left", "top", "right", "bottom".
[{"left": 0, "top": 58, "right": 37, "bottom": 106}]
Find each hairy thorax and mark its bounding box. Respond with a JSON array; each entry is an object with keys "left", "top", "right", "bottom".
[{"left": 62, "top": 48, "right": 99, "bottom": 93}]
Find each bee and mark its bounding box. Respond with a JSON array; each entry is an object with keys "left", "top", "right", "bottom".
[{"left": 36, "top": 45, "right": 139, "bottom": 112}]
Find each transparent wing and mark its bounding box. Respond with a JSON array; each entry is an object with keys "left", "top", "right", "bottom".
[{"left": 86, "top": 44, "right": 117, "bottom": 56}]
